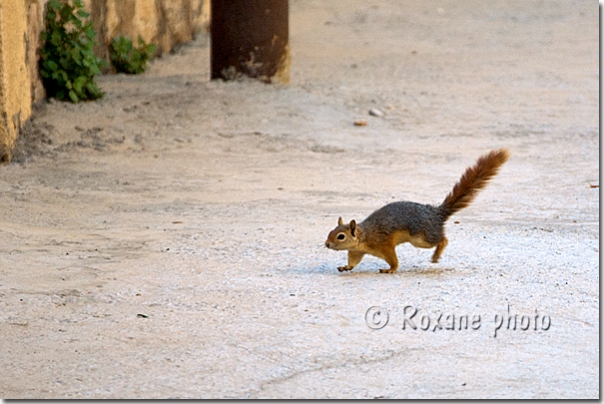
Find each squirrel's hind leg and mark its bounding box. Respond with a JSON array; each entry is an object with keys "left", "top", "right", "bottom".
[{"left": 431, "top": 237, "right": 448, "bottom": 263}]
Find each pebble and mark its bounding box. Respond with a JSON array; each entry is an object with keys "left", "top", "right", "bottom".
[
  {"left": 353, "top": 119, "right": 367, "bottom": 126},
  {"left": 368, "top": 108, "right": 384, "bottom": 117}
]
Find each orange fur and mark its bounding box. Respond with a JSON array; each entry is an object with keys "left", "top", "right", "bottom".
[{"left": 440, "top": 149, "right": 510, "bottom": 219}]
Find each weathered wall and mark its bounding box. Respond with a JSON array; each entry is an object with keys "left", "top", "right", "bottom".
[
  {"left": 0, "top": 0, "right": 33, "bottom": 162},
  {"left": 0, "top": 0, "right": 209, "bottom": 163},
  {"left": 90, "top": 0, "right": 209, "bottom": 66}
]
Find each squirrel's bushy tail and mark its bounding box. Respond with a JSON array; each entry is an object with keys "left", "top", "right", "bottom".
[{"left": 438, "top": 149, "right": 510, "bottom": 220}]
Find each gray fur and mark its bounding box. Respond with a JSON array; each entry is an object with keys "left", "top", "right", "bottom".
[{"left": 360, "top": 201, "right": 445, "bottom": 244}]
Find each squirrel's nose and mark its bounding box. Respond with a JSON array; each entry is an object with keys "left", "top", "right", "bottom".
[{"left": 325, "top": 240, "right": 330, "bottom": 248}]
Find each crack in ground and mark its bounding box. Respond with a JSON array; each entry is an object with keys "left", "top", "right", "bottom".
[{"left": 253, "top": 348, "right": 415, "bottom": 397}]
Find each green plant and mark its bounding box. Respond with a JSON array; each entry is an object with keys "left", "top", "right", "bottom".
[
  {"left": 39, "top": 0, "right": 106, "bottom": 103},
  {"left": 109, "top": 36, "right": 156, "bottom": 75}
]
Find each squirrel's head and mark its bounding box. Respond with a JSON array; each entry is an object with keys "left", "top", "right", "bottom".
[{"left": 325, "top": 217, "right": 359, "bottom": 250}]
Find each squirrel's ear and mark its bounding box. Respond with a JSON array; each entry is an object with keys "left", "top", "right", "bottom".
[
  {"left": 349, "top": 220, "right": 357, "bottom": 237},
  {"left": 338, "top": 217, "right": 344, "bottom": 226}
]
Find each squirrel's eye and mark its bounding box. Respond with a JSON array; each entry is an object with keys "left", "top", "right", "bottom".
[{"left": 337, "top": 233, "right": 346, "bottom": 241}]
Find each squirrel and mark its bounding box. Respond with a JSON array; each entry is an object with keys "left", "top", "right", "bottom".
[{"left": 325, "top": 149, "right": 510, "bottom": 273}]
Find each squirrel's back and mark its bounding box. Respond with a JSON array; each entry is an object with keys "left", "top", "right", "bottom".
[
  {"left": 359, "top": 149, "right": 509, "bottom": 248},
  {"left": 361, "top": 201, "right": 444, "bottom": 245}
]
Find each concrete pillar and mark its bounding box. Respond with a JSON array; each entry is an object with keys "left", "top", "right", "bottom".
[{"left": 211, "top": 0, "right": 289, "bottom": 84}]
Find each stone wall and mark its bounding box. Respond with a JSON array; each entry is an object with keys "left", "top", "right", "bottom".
[
  {"left": 0, "top": 0, "right": 33, "bottom": 162},
  {"left": 0, "top": 0, "right": 209, "bottom": 163},
  {"left": 89, "top": 0, "right": 209, "bottom": 66}
]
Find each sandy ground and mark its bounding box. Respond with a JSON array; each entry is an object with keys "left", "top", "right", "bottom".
[{"left": 0, "top": 0, "right": 599, "bottom": 399}]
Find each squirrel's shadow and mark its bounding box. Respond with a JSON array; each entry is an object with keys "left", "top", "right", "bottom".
[{"left": 292, "top": 262, "right": 458, "bottom": 276}]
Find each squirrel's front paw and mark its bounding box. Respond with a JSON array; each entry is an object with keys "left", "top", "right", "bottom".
[
  {"left": 379, "top": 268, "right": 397, "bottom": 274},
  {"left": 338, "top": 266, "right": 353, "bottom": 272}
]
